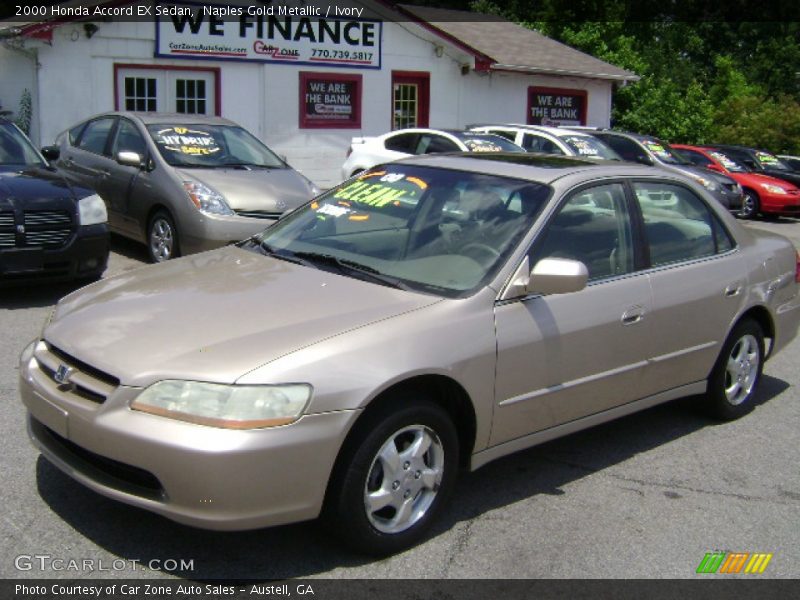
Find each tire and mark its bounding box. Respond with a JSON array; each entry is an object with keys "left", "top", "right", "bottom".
[
  {"left": 147, "top": 210, "right": 179, "bottom": 263},
  {"left": 324, "top": 395, "right": 459, "bottom": 556},
  {"left": 705, "top": 319, "right": 764, "bottom": 421},
  {"left": 740, "top": 190, "right": 760, "bottom": 219}
]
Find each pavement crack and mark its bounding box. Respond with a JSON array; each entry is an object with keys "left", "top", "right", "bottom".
[{"left": 441, "top": 517, "right": 475, "bottom": 576}]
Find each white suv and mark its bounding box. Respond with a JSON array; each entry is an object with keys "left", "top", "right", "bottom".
[{"left": 469, "top": 124, "right": 621, "bottom": 161}]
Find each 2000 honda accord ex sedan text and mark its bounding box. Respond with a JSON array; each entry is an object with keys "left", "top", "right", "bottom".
[{"left": 19, "top": 154, "right": 800, "bottom": 555}]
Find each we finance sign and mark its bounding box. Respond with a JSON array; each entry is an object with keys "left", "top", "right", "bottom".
[{"left": 155, "top": 2, "right": 382, "bottom": 68}]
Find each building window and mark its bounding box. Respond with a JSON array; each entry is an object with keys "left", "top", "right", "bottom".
[
  {"left": 115, "top": 65, "right": 220, "bottom": 115},
  {"left": 176, "top": 79, "right": 207, "bottom": 114},
  {"left": 391, "top": 72, "right": 429, "bottom": 130},
  {"left": 124, "top": 77, "right": 157, "bottom": 112}
]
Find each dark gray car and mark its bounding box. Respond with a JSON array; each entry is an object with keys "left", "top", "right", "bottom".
[
  {"left": 49, "top": 113, "right": 319, "bottom": 262},
  {"left": 580, "top": 130, "right": 744, "bottom": 213}
]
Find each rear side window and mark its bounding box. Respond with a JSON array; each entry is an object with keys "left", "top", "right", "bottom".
[
  {"left": 634, "top": 182, "right": 732, "bottom": 267},
  {"left": 77, "top": 118, "right": 115, "bottom": 156},
  {"left": 385, "top": 133, "right": 419, "bottom": 153}
]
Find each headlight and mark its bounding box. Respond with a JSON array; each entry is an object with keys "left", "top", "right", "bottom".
[
  {"left": 691, "top": 175, "right": 718, "bottom": 191},
  {"left": 183, "top": 181, "right": 235, "bottom": 216},
  {"left": 760, "top": 183, "right": 787, "bottom": 195},
  {"left": 130, "top": 381, "right": 312, "bottom": 429},
  {"left": 77, "top": 193, "right": 108, "bottom": 225}
]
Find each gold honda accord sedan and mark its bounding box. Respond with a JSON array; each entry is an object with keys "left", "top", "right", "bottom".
[{"left": 19, "top": 154, "right": 800, "bottom": 555}]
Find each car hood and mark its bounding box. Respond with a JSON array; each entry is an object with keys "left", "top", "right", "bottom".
[
  {"left": 176, "top": 167, "right": 314, "bottom": 212},
  {"left": 760, "top": 168, "right": 800, "bottom": 187},
  {"left": 734, "top": 171, "right": 799, "bottom": 190},
  {"left": 671, "top": 164, "right": 736, "bottom": 185},
  {"left": 45, "top": 246, "right": 441, "bottom": 387},
  {"left": 0, "top": 166, "right": 90, "bottom": 207}
]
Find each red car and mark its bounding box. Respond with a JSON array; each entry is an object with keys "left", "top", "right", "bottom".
[{"left": 673, "top": 144, "right": 800, "bottom": 219}]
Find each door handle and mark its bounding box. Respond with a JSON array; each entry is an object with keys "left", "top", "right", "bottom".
[
  {"left": 724, "top": 282, "right": 742, "bottom": 297},
  {"left": 621, "top": 305, "right": 644, "bottom": 325}
]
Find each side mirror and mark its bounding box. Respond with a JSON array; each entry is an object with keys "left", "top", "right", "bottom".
[
  {"left": 41, "top": 145, "right": 60, "bottom": 161},
  {"left": 500, "top": 256, "right": 588, "bottom": 299},
  {"left": 634, "top": 154, "right": 654, "bottom": 166},
  {"left": 117, "top": 151, "right": 143, "bottom": 168},
  {"left": 528, "top": 258, "right": 588, "bottom": 295}
]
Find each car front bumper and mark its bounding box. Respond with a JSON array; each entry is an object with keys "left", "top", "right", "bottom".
[
  {"left": 0, "top": 224, "right": 109, "bottom": 285},
  {"left": 19, "top": 340, "right": 359, "bottom": 530},
  {"left": 179, "top": 213, "right": 279, "bottom": 255}
]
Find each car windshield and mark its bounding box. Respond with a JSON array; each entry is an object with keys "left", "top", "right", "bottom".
[
  {"left": 755, "top": 150, "right": 791, "bottom": 171},
  {"left": 248, "top": 164, "right": 550, "bottom": 298},
  {"left": 641, "top": 139, "right": 689, "bottom": 165},
  {"left": 0, "top": 121, "right": 45, "bottom": 167},
  {"left": 708, "top": 150, "right": 748, "bottom": 172},
  {"left": 561, "top": 135, "right": 621, "bottom": 160},
  {"left": 451, "top": 133, "right": 526, "bottom": 153},
  {"left": 146, "top": 124, "right": 286, "bottom": 168}
]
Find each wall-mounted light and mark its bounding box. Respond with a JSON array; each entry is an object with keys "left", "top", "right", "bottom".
[
  {"left": 83, "top": 23, "right": 98, "bottom": 39},
  {"left": 460, "top": 64, "right": 470, "bottom": 76},
  {"left": 434, "top": 45, "right": 444, "bottom": 58}
]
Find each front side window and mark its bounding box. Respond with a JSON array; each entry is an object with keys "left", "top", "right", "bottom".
[
  {"left": 522, "top": 134, "right": 564, "bottom": 155},
  {"left": 532, "top": 183, "right": 634, "bottom": 280},
  {"left": 248, "top": 165, "right": 551, "bottom": 297},
  {"left": 634, "top": 182, "right": 731, "bottom": 267},
  {"left": 146, "top": 124, "right": 284, "bottom": 168},
  {"left": 112, "top": 119, "right": 147, "bottom": 157},
  {"left": 416, "top": 134, "right": 460, "bottom": 154},
  {"left": 77, "top": 118, "right": 116, "bottom": 156}
]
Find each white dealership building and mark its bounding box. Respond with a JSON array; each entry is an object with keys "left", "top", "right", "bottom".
[{"left": 0, "top": 0, "right": 637, "bottom": 187}]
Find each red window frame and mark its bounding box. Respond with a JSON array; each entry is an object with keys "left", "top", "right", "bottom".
[
  {"left": 391, "top": 71, "right": 430, "bottom": 130},
  {"left": 298, "top": 72, "right": 362, "bottom": 129}
]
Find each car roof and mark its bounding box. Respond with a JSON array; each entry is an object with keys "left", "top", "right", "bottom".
[
  {"left": 392, "top": 152, "right": 660, "bottom": 184},
  {"left": 469, "top": 123, "right": 596, "bottom": 138},
  {"left": 94, "top": 112, "right": 238, "bottom": 126}
]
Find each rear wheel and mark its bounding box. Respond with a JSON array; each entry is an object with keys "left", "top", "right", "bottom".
[
  {"left": 740, "top": 190, "right": 760, "bottom": 219},
  {"left": 324, "top": 395, "right": 459, "bottom": 556},
  {"left": 705, "top": 319, "right": 764, "bottom": 420}
]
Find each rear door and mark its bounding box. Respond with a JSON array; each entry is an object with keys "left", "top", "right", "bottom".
[
  {"left": 633, "top": 180, "right": 745, "bottom": 389},
  {"left": 491, "top": 181, "right": 654, "bottom": 445}
]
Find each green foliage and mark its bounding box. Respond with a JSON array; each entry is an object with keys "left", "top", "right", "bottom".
[
  {"left": 459, "top": 0, "right": 800, "bottom": 152},
  {"left": 14, "top": 89, "right": 32, "bottom": 135}
]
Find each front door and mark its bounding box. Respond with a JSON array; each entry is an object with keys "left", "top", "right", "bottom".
[{"left": 491, "top": 182, "right": 654, "bottom": 445}]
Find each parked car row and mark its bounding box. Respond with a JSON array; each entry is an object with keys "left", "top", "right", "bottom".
[{"left": 342, "top": 123, "right": 800, "bottom": 223}]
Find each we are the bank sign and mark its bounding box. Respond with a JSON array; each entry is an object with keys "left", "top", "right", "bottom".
[{"left": 155, "top": 2, "right": 382, "bottom": 68}]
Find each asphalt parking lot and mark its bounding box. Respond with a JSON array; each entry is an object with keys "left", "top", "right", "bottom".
[{"left": 1, "top": 220, "right": 799, "bottom": 580}]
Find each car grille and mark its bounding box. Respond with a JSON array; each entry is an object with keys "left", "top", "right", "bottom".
[
  {"left": 0, "top": 209, "right": 74, "bottom": 249},
  {"left": 0, "top": 211, "right": 15, "bottom": 247},
  {"left": 234, "top": 209, "right": 283, "bottom": 220},
  {"left": 35, "top": 342, "right": 120, "bottom": 405},
  {"left": 31, "top": 417, "right": 164, "bottom": 500}
]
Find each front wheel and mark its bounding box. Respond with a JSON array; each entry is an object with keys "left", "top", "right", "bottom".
[
  {"left": 147, "top": 211, "right": 179, "bottom": 263},
  {"left": 324, "top": 396, "right": 459, "bottom": 556},
  {"left": 740, "top": 190, "right": 760, "bottom": 219},
  {"left": 704, "top": 319, "right": 764, "bottom": 420}
]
